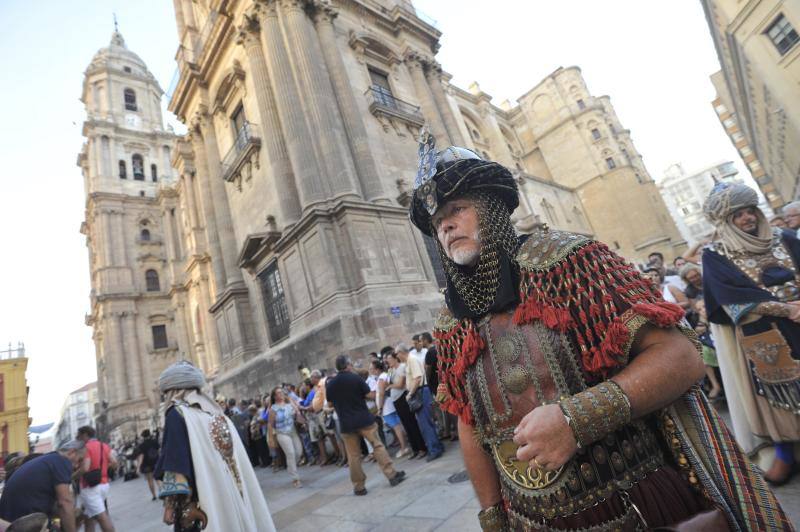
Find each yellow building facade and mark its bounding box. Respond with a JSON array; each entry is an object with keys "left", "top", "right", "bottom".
[{"left": 0, "top": 345, "right": 31, "bottom": 456}]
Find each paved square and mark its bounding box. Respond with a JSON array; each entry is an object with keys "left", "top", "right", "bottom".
[{"left": 106, "top": 438, "right": 798, "bottom": 531}]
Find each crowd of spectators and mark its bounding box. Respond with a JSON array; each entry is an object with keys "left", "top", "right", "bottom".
[{"left": 212, "top": 332, "right": 456, "bottom": 491}]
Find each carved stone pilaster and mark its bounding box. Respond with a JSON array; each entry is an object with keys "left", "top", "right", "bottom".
[
  {"left": 312, "top": 0, "right": 387, "bottom": 201},
  {"left": 236, "top": 7, "right": 302, "bottom": 224},
  {"left": 279, "top": 0, "right": 360, "bottom": 200},
  {"left": 404, "top": 51, "right": 449, "bottom": 143}
]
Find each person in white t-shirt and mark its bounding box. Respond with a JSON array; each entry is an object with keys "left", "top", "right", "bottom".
[{"left": 408, "top": 334, "right": 427, "bottom": 363}]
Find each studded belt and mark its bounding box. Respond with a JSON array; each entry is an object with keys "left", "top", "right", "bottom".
[{"left": 495, "top": 419, "right": 663, "bottom": 521}]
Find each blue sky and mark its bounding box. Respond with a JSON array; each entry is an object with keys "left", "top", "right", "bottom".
[{"left": 1, "top": 0, "right": 744, "bottom": 425}]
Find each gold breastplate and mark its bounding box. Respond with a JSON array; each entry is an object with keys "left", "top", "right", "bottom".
[{"left": 465, "top": 313, "right": 663, "bottom": 520}]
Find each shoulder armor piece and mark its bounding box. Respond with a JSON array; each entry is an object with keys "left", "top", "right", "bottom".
[
  {"left": 434, "top": 306, "right": 459, "bottom": 332},
  {"left": 516, "top": 228, "right": 591, "bottom": 271}
]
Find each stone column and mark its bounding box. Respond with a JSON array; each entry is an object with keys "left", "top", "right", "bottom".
[
  {"left": 122, "top": 312, "right": 144, "bottom": 399},
  {"left": 426, "top": 65, "right": 466, "bottom": 146},
  {"left": 479, "top": 101, "right": 516, "bottom": 167},
  {"left": 189, "top": 132, "right": 227, "bottom": 294},
  {"left": 171, "top": 209, "right": 183, "bottom": 259},
  {"left": 312, "top": 3, "right": 385, "bottom": 201},
  {"left": 256, "top": 0, "right": 326, "bottom": 208},
  {"left": 174, "top": 301, "right": 192, "bottom": 363},
  {"left": 114, "top": 212, "right": 128, "bottom": 265},
  {"left": 173, "top": 0, "right": 185, "bottom": 37},
  {"left": 197, "top": 278, "right": 221, "bottom": 370},
  {"left": 110, "top": 313, "right": 129, "bottom": 403},
  {"left": 195, "top": 108, "right": 243, "bottom": 288},
  {"left": 405, "top": 53, "right": 449, "bottom": 143},
  {"left": 181, "top": 0, "right": 196, "bottom": 29},
  {"left": 162, "top": 208, "right": 177, "bottom": 281},
  {"left": 182, "top": 173, "right": 200, "bottom": 229},
  {"left": 89, "top": 137, "right": 99, "bottom": 178},
  {"left": 102, "top": 211, "right": 114, "bottom": 267},
  {"left": 279, "top": 0, "right": 359, "bottom": 199},
  {"left": 237, "top": 14, "right": 302, "bottom": 224}
]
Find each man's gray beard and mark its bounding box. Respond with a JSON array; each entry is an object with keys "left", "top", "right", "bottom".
[{"left": 450, "top": 230, "right": 481, "bottom": 266}]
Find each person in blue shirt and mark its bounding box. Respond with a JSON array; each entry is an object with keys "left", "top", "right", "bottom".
[{"left": 0, "top": 439, "right": 85, "bottom": 531}]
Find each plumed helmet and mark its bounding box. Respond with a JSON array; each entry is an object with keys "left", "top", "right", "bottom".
[{"left": 409, "top": 139, "right": 519, "bottom": 236}]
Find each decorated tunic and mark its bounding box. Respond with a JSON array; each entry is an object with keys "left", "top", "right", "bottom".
[
  {"left": 703, "top": 229, "right": 800, "bottom": 415},
  {"left": 434, "top": 227, "right": 792, "bottom": 531}
]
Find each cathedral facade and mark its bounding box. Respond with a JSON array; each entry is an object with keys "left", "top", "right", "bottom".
[{"left": 79, "top": 1, "right": 683, "bottom": 441}]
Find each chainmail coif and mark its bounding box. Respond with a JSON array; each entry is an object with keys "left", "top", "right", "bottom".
[{"left": 434, "top": 192, "right": 520, "bottom": 315}]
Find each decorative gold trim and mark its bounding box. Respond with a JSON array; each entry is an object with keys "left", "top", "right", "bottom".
[
  {"left": 492, "top": 439, "right": 565, "bottom": 490},
  {"left": 516, "top": 228, "right": 590, "bottom": 272}
]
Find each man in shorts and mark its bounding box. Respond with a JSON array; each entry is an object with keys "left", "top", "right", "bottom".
[
  {"left": 134, "top": 429, "right": 160, "bottom": 501},
  {"left": 76, "top": 426, "right": 118, "bottom": 532}
]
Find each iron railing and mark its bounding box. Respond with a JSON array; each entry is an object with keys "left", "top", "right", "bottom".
[
  {"left": 365, "top": 86, "right": 422, "bottom": 121},
  {"left": 222, "top": 122, "right": 261, "bottom": 181}
]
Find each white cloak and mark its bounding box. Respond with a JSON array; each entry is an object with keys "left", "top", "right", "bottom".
[{"left": 178, "top": 404, "right": 276, "bottom": 532}]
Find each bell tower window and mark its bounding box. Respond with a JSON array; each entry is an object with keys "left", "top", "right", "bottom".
[
  {"left": 145, "top": 269, "right": 160, "bottom": 292},
  {"left": 118, "top": 160, "right": 127, "bottom": 179},
  {"left": 124, "top": 88, "right": 137, "bottom": 111},
  {"left": 132, "top": 154, "right": 144, "bottom": 180}
]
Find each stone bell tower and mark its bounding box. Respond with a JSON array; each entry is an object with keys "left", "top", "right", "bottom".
[{"left": 78, "top": 29, "right": 179, "bottom": 442}]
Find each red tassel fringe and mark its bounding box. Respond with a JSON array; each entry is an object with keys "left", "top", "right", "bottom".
[{"left": 435, "top": 239, "right": 685, "bottom": 426}]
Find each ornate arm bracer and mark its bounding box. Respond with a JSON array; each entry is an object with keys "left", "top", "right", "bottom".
[
  {"left": 478, "top": 502, "right": 508, "bottom": 532},
  {"left": 158, "top": 471, "right": 192, "bottom": 499},
  {"left": 558, "top": 380, "right": 631, "bottom": 448},
  {"left": 753, "top": 301, "right": 793, "bottom": 318}
]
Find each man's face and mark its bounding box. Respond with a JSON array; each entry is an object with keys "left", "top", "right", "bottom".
[
  {"left": 685, "top": 269, "right": 702, "bottom": 287},
  {"left": 412, "top": 338, "right": 421, "bottom": 350},
  {"left": 674, "top": 258, "right": 686, "bottom": 269},
  {"left": 432, "top": 198, "right": 482, "bottom": 267},
  {"left": 648, "top": 254, "right": 663, "bottom": 268},
  {"left": 784, "top": 209, "right": 800, "bottom": 229},
  {"left": 771, "top": 217, "right": 788, "bottom": 229},
  {"left": 396, "top": 350, "right": 408, "bottom": 362},
  {"left": 732, "top": 206, "right": 759, "bottom": 235},
  {"left": 67, "top": 449, "right": 85, "bottom": 469}
]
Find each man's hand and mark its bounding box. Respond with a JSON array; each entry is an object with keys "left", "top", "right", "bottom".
[
  {"left": 163, "top": 503, "right": 175, "bottom": 526},
  {"left": 512, "top": 404, "right": 577, "bottom": 471},
  {"left": 788, "top": 302, "right": 800, "bottom": 323}
]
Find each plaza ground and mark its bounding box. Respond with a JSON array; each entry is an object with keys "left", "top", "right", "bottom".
[{"left": 106, "top": 432, "right": 799, "bottom": 531}]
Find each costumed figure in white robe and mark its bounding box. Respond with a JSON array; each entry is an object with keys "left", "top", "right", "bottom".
[
  {"left": 154, "top": 361, "right": 276, "bottom": 531},
  {"left": 701, "top": 182, "right": 800, "bottom": 486}
]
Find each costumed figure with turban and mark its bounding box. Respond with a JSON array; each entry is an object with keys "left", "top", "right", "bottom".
[
  {"left": 701, "top": 182, "right": 800, "bottom": 487},
  {"left": 154, "top": 361, "right": 275, "bottom": 531},
  {"left": 409, "top": 131, "right": 791, "bottom": 531}
]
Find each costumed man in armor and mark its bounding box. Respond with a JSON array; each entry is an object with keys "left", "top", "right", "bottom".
[
  {"left": 154, "top": 361, "right": 276, "bottom": 531},
  {"left": 702, "top": 182, "right": 800, "bottom": 486},
  {"left": 409, "top": 132, "right": 791, "bottom": 531}
]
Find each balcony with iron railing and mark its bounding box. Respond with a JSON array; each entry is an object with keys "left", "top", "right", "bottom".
[
  {"left": 364, "top": 85, "right": 424, "bottom": 127},
  {"left": 222, "top": 122, "right": 261, "bottom": 184}
]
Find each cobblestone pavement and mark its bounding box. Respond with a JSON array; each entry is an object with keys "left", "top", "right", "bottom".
[{"left": 106, "top": 436, "right": 798, "bottom": 531}]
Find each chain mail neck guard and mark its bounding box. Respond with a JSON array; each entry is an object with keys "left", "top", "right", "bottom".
[{"left": 435, "top": 193, "right": 521, "bottom": 317}]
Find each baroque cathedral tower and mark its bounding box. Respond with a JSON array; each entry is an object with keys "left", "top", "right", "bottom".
[{"left": 78, "top": 30, "right": 179, "bottom": 441}]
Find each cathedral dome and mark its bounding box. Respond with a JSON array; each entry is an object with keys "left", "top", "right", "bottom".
[{"left": 88, "top": 31, "right": 150, "bottom": 75}]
